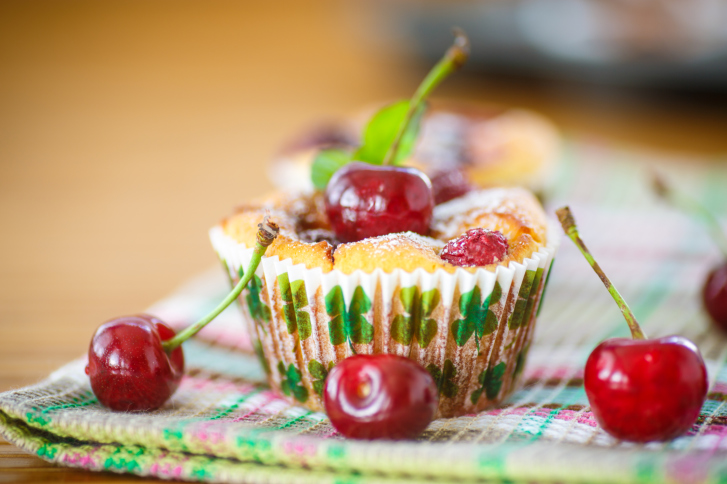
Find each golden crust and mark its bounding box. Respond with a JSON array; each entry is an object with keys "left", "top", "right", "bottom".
[
  {"left": 431, "top": 187, "right": 546, "bottom": 241},
  {"left": 220, "top": 187, "right": 547, "bottom": 274},
  {"left": 221, "top": 207, "right": 334, "bottom": 272},
  {"left": 333, "top": 233, "right": 451, "bottom": 275}
]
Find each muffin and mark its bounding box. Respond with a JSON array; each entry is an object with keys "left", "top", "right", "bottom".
[
  {"left": 210, "top": 187, "right": 558, "bottom": 418},
  {"left": 270, "top": 101, "right": 560, "bottom": 198}
]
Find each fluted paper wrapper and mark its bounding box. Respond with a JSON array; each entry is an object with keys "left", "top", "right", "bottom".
[{"left": 210, "top": 224, "right": 559, "bottom": 418}]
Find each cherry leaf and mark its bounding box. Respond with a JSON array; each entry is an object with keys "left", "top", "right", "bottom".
[
  {"left": 354, "top": 100, "right": 426, "bottom": 166},
  {"left": 311, "top": 149, "right": 352, "bottom": 191}
]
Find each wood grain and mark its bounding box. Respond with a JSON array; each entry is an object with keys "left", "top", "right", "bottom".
[{"left": 1, "top": 0, "right": 726, "bottom": 481}]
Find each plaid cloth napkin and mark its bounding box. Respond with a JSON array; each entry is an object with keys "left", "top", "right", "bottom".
[{"left": 2, "top": 140, "right": 727, "bottom": 483}]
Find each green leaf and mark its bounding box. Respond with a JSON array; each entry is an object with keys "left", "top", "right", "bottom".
[
  {"left": 452, "top": 287, "right": 485, "bottom": 347},
  {"left": 296, "top": 312, "right": 312, "bottom": 341},
  {"left": 325, "top": 285, "right": 373, "bottom": 348},
  {"left": 348, "top": 287, "right": 373, "bottom": 345},
  {"left": 291, "top": 280, "right": 312, "bottom": 340},
  {"left": 350, "top": 286, "right": 372, "bottom": 316},
  {"left": 427, "top": 360, "right": 459, "bottom": 399},
  {"left": 417, "top": 318, "right": 438, "bottom": 349},
  {"left": 400, "top": 286, "right": 418, "bottom": 313},
  {"left": 391, "top": 287, "right": 439, "bottom": 348},
  {"left": 277, "top": 274, "right": 313, "bottom": 340},
  {"left": 312, "top": 380, "right": 325, "bottom": 398},
  {"left": 441, "top": 360, "right": 459, "bottom": 398},
  {"left": 239, "top": 266, "right": 271, "bottom": 325},
  {"left": 326, "top": 287, "right": 347, "bottom": 346},
  {"left": 391, "top": 286, "right": 419, "bottom": 346},
  {"left": 308, "top": 359, "right": 327, "bottom": 380},
  {"left": 459, "top": 285, "right": 480, "bottom": 315},
  {"left": 482, "top": 310, "right": 499, "bottom": 337},
  {"left": 354, "top": 100, "right": 426, "bottom": 165},
  {"left": 325, "top": 285, "right": 345, "bottom": 314},
  {"left": 391, "top": 314, "right": 412, "bottom": 346},
  {"left": 311, "top": 149, "right": 351, "bottom": 190},
  {"left": 490, "top": 281, "right": 503, "bottom": 305},
  {"left": 522, "top": 268, "right": 544, "bottom": 328},
  {"left": 508, "top": 270, "right": 537, "bottom": 329},
  {"left": 278, "top": 361, "right": 308, "bottom": 403},
  {"left": 470, "top": 388, "right": 483, "bottom": 405},
  {"left": 328, "top": 315, "right": 346, "bottom": 346},
  {"left": 349, "top": 313, "right": 374, "bottom": 345},
  {"left": 281, "top": 305, "right": 296, "bottom": 334},
  {"left": 308, "top": 360, "right": 333, "bottom": 397},
  {"left": 471, "top": 361, "right": 507, "bottom": 405},
  {"left": 484, "top": 362, "right": 507, "bottom": 399},
  {"left": 291, "top": 280, "right": 308, "bottom": 307},
  {"left": 451, "top": 317, "right": 475, "bottom": 347},
  {"left": 278, "top": 273, "right": 297, "bottom": 335},
  {"left": 451, "top": 285, "right": 501, "bottom": 348},
  {"left": 421, "top": 289, "right": 441, "bottom": 316},
  {"left": 278, "top": 273, "right": 292, "bottom": 303}
]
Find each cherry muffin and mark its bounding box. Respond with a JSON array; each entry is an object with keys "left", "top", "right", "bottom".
[{"left": 210, "top": 187, "right": 558, "bottom": 418}]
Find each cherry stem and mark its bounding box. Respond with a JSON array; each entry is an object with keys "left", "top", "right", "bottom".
[
  {"left": 652, "top": 171, "right": 727, "bottom": 260},
  {"left": 162, "top": 217, "right": 280, "bottom": 352},
  {"left": 556, "top": 206, "right": 647, "bottom": 340},
  {"left": 382, "top": 28, "right": 469, "bottom": 166}
]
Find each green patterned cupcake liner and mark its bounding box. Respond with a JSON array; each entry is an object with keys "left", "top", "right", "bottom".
[{"left": 210, "top": 223, "right": 559, "bottom": 418}]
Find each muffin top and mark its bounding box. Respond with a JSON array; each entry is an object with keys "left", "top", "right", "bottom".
[{"left": 220, "top": 187, "right": 547, "bottom": 274}]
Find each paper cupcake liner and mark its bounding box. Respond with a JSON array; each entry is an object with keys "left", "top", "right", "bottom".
[{"left": 210, "top": 224, "right": 559, "bottom": 418}]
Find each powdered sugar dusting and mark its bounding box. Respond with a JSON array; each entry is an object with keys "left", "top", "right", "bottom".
[
  {"left": 344, "top": 231, "right": 445, "bottom": 258},
  {"left": 432, "top": 187, "right": 532, "bottom": 239}
]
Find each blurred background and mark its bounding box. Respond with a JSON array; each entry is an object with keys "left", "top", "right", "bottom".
[{"left": 2, "top": 0, "right": 727, "bottom": 395}]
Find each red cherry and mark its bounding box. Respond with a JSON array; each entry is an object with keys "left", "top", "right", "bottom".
[
  {"left": 323, "top": 354, "right": 438, "bottom": 440},
  {"left": 703, "top": 261, "right": 727, "bottom": 332},
  {"left": 440, "top": 228, "right": 509, "bottom": 267},
  {"left": 324, "top": 162, "right": 434, "bottom": 243},
  {"left": 86, "top": 314, "right": 184, "bottom": 411},
  {"left": 584, "top": 336, "right": 708, "bottom": 442},
  {"left": 429, "top": 168, "right": 474, "bottom": 205}
]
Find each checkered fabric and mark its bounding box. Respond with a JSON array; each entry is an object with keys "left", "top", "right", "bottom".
[{"left": 2, "top": 140, "right": 727, "bottom": 483}]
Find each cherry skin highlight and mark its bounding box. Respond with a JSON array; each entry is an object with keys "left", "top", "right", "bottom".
[
  {"left": 323, "top": 354, "right": 438, "bottom": 440},
  {"left": 324, "top": 162, "right": 434, "bottom": 243},
  {"left": 703, "top": 261, "right": 727, "bottom": 332},
  {"left": 440, "top": 228, "right": 509, "bottom": 267},
  {"left": 584, "top": 336, "right": 707, "bottom": 442},
  {"left": 86, "top": 314, "right": 184, "bottom": 411}
]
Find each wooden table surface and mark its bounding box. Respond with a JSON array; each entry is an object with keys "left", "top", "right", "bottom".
[{"left": 1, "top": 1, "right": 726, "bottom": 481}]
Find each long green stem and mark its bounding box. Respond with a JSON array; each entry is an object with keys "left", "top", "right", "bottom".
[
  {"left": 653, "top": 172, "right": 727, "bottom": 259},
  {"left": 162, "top": 218, "right": 279, "bottom": 352},
  {"left": 556, "top": 206, "right": 647, "bottom": 340},
  {"left": 382, "top": 28, "right": 469, "bottom": 166}
]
